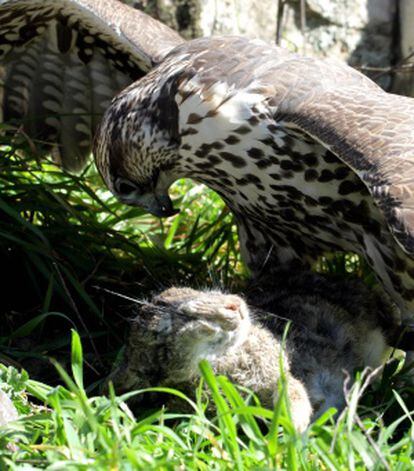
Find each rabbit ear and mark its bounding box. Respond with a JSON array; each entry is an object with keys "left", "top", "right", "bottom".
[
  {"left": 0, "top": 0, "right": 183, "bottom": 171},
  {"left": 223, "top": 298, "right": 242, "bottom": 312}
]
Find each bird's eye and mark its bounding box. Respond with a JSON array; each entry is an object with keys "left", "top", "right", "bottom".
[
  {"left": 119, "top": 182, "right": 136, "bottom": 194},
  {"left": 115, "top": 178, "right": 138, "bottom": 195}
]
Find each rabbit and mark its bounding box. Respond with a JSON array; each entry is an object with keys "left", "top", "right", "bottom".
[
  {"left": 110, "top": 270, "right": 402, "bottom": 431},
  {"left": 110, "top": 287, "right": 311, "bottom": 431},
  {"left": 247, "top": 269, "right": 403, "bottom": 417}
]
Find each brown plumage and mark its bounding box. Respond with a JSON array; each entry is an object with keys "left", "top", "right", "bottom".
[
  {"left": 0, "top": 0, "right": 182, "bottom": 170},
  {"left": 93, "top": 35, "right": 414, "bottom": 334},
  {"left": 2, "top": 1, "right": 414, "bottom": 339}
]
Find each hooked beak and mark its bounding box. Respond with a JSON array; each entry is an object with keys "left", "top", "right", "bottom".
[
  {"left": 150, "top": 193, "right": 180, "bottom": 217},
  {"left": 133, "top": 192, "right": 179, "bottom": 218}
]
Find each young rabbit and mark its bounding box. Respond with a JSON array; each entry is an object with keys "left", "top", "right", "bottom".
[
  {"left": 111, "top": 271, "right": 401, "bottom": 431},
  {"left": 110, "top": 287, "right": 312, "bottom": 431},
  {"left": 247, "top": 269, "right": 402, "bottom": 417}
]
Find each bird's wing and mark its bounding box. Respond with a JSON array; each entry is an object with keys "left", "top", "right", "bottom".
[
  {"left": 269, "top": 56, "right": 414, "bottom": 255},
  {"left": 0, "top": 0, "right": 183, "bottom": 170}
]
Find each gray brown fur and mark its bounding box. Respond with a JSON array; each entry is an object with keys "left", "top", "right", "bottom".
[{"left": 111, "top": 272, "right": 397, "bottom": 431}]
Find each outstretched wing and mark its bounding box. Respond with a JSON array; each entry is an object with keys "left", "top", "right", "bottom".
[
  {"left": 0, "top": 0, "right": 183, "bottom": 170},
  {"left": 268, "top": 55, "right": 414, "bottom": 255}
]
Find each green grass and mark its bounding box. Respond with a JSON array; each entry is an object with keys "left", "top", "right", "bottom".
[
  {"left": 1, "top": 131, "right": 414, "bottom": 469},
  {"left": 1, "top": 332, "right": 414, "bottom": 469},
  {"left": 0, "top": 130, "right": 242, "bottom": 387}
]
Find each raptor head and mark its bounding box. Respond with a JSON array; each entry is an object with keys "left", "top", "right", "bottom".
[{"left": 94, "top": 73, "right": 182, "bottom": 218}]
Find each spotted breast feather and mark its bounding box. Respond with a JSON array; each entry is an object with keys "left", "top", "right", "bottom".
[
  {"left": 94, "top": 36, "right": 414, "bottom": 330},
  {"left": 3, "top": 5, "right": 414, "bottom": 338}
]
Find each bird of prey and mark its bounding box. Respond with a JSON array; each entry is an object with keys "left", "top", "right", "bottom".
[
  {"left": 2, "top": 1, "right": 414, "bottom": 338},
  {"left": 0, "top": 0, "right": 183, "bottom": 170}
]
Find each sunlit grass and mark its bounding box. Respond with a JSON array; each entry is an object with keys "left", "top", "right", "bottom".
[
  {"left": 0, "top": 132, "right": 243, "bottom": 388},
  {"left": 1, "top": 131, "right": 414, "bottom": 468},
  {"left": 1, "top": 333, "right": 414, "bottom": 469}
]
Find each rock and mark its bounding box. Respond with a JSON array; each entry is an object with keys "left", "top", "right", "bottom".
[
  {"left": 391, "top": 0, "right": 414, "bottom": 96},
  {"left": 124, "top": 0, "right": 403, "bottom": 92},
  {"left": 0, "top": 389, "right": 18, "bottom": 451},
  {"left": 0, "top": 389, "right": 18, "bottom": 427}
]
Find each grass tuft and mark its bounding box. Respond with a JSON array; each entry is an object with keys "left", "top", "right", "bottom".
[
  {"left": 1, "top": 132, "right": 414, "bottom": 467},
  {"left": 1, "top": 334, "right": 414, "bottom": 468},
  {"left": 0, "top": 134, "right": 242, "bottom": 387}
]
